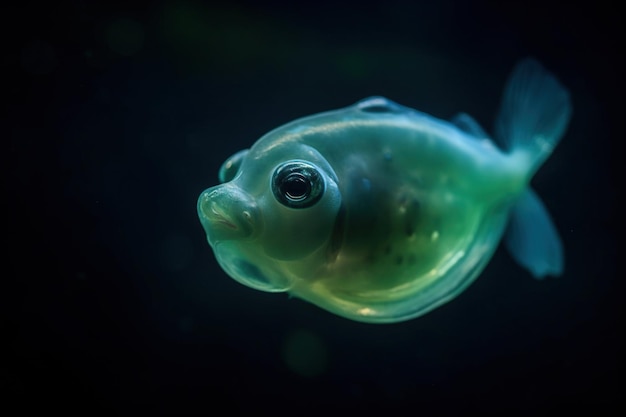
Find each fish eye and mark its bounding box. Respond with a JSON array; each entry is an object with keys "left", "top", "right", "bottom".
[{"left": 272, "top": 161, "right": 324, "bottom": 208}]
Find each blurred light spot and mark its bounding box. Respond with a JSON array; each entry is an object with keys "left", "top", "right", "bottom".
[
  {"left": 282, "top": 329, "right": 328, "bottom": 377},
  {"left": 160, "top": 234, "right": 193, "bottom": 272},
  {"left": 105, "top": 18, "right": 144, "bottom": 56},
  {"left": 21, "top": 40, "right": 57, "bottom": 75},
  {"left": 157, "top": 2, "right": 288, "bottom": 74}
]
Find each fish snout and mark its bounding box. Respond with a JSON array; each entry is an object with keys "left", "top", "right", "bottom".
[{"left": 197, "top": 185, "right": 259, "bottom": 243}]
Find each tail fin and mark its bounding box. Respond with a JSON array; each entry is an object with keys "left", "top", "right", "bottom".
[
  {"left": 497, "top": 59, "right": 571, "bottom": 279},
  {"left": 495, "top": 58, "right": 572, "bottom": 176}
]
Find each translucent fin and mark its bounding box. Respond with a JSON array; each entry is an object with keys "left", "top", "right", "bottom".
[
  {"left": 356, "top": 96, "right": 408, "bottom": 114},
  {"left": 218, "top": 149, "right": 248, "bottom": 183},
  {"left": 451, "top": 112, "right": 489, "bottom": 138},
  {"left": 505, "top": 188, "right": 563, "bottom": 279},
  {"left": 495, "top": 58, "right": 572, "bottom": 176}
]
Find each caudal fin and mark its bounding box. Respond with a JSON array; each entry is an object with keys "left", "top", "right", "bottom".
[
  {"left": 498, "top": 59, "right": 570, "bottom": 279},
  {"left": 495, "top": 58, "right": 572, "bottom": 176}
]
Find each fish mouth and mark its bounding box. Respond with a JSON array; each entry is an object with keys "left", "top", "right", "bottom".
[
  {"left": 197, "top": 186, "right": 259, "bottom": 243},
  {"left": 217, "top": 218, "right": 236, "bottom": 229},
  {"left": 211, "top": 206, "right": 237, "bottom": 230}
]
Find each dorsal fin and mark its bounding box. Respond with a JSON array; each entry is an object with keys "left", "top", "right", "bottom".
[
  {"left": 451, "top": 112, "right": 489, "bottom": 138},
  {"left": 356, "top": 96, "right": 406, "bottom": 114}
]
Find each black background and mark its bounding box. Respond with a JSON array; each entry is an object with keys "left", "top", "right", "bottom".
[{"left": 5, "top": 0, "right": 622, "bottom": 414}]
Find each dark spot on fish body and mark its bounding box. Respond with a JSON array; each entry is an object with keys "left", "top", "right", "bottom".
[
  {"left": 395, "top": 193, "right": 420, "bottom": 239},
  {"left": 395, "top": 255, "right": 404, "bottom": 265},
  {"left": 405, "top": 222, "right": 415, "bottom": 237},
  {"left": 364, "top": 253, "right": 377, "bottom": 264}
]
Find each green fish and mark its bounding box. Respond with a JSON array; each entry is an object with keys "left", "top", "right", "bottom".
[{"left": 197, "top": 58, "right": 571, "bottom": 323}]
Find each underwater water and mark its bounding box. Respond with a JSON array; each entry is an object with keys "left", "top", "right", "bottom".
[{"left": 6, "top": 0, "right": 622, "bottom": 414}]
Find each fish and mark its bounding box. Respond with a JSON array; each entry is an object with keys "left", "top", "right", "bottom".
[{"left": 197, "top": 58, "right": 571, "bottom": 323}]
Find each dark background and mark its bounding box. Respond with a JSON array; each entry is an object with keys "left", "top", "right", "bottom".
[{"left": 5, "top": 0, "right": 622, "bottom": 414}]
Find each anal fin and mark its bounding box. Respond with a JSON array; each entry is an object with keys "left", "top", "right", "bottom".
[{"left": 505, "top": 188, "right": 563, "bottom": 278}]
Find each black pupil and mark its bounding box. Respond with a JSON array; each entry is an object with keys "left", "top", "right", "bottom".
[
  {"left": 283, "top": 174, "right": 310, "bottom": 200},
  {"left": 272, "top": 161, "right": 324, "bottom": 208}
]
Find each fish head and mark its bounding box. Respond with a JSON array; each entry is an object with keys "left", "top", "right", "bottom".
[{"left": 197, "top": 139, "right": 342, "bottom": 292}]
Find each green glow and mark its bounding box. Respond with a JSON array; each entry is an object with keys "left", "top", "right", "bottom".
[{"left": 197, "top": 60, "right": 570, "bottom": 323}]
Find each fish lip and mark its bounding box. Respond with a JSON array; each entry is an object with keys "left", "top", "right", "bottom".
[
  {"left": 197, "top": 187, "right": 259, "bottom": 242},
  {"left": 210, "top": 204, "right": 237, "bottom": 230},
  {"left": 205, "top": 202, "right": 249, "bottom": 237},
  {"left": 217, "top": 218, "right": 237, "bottom": 229}
]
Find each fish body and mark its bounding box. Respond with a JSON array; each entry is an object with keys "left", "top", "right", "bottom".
[{"left": 197, "top": 59, "right": 571, "bottom": 323}]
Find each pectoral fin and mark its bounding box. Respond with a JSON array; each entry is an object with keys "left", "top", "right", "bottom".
[{"left": 505, "top": 188, "right": 564, "bottom": 278}]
